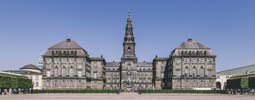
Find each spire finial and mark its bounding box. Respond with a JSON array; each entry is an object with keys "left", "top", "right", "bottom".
[{"left": 128, "top": 9, "right": 131, "bottom": 18}]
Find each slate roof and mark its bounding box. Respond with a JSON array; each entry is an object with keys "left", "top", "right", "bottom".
[
  {"left": 218, "top": 64, "right": 255, "bottom": 76},
  {"left": 49, "top": 39, "right": 83, "bottom": 49},
  {"left": 20, "top": 64, "right": 41, "bottom": 70},
  {"left": 44, "top": 39, "right": 88, "bottom": 56},
  {"left": 105, "top": 62, "right": 120, "bottom": 67},
  {"left": 176, "top": 38, "right": 209, "bottom": 49},
  {"left": 137, "top": 62, "right": 153, "bottom": 67},
  {"left": 153, "top": 57, "right": 168, "bottom": 61}
]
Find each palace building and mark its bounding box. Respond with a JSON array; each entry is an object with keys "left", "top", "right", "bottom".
[{"left": 42, "top": 13, "right": 216, "bottom": 91}]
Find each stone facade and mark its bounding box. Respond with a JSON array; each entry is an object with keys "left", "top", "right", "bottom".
[
  {"left": 20, "top": 64, "right": 43, "bottom": 90},
  {"left": 105, "top": 62, "right": 120, "bottom": 90},
  {"left": 41, "top": 13, "right": 216, "bottom": 91},
  {"left": 90, "top": 57, "right": 106, "bottom": 89},
  {"left": 153, "top": 57, "right": 170, "bottom": 90},
  {"left": 42, "top": 39, "right": 105, "bottom": 90},
  {"left": 169, "top": 39, "right": 216, "bottom": 90}
]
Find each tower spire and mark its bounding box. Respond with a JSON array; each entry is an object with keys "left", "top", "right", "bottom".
[
  {"left": 125, "top": 10, "right": 133, "bottom": 37},
  {"left": 122, "top": 11, "right": 136, "bottom": 57}
]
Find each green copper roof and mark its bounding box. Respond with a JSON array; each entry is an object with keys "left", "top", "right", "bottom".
[{"left": 218, "top": 64, "right": 255, "bottom": 76}]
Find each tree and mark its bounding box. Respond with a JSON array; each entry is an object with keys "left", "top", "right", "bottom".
[{"left": 241, "top": 77, "right": 248, "bottom": 89}]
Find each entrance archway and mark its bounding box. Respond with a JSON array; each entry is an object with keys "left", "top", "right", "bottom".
[{"left": 216, "top": 82, "right": 221, "bottom": 90}]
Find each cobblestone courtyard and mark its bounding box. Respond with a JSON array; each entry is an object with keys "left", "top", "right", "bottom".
[{"left": 0, "top": 93, "right": 255, "bottom": 100}]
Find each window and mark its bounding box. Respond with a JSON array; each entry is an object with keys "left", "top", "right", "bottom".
[
  {"left": 77, "top": 58, "right": 83, "bottom": 63},
  {"left": 54, "top": 79, "right": 58, "bottom": 87},
  {"left": 184, "top": 58, "right": 190, "bottom": 63},
  {"left": 46, "top": 58, "right": 52, "bottom": 63},
  {"left": 191, "top": 58, "right": 197, "bottom": 63},
  {"left": 36, "top": 82, "right": 39, "bottom": 87},
  {"left": 70, "top": 80, "right": 74, "bottom": 87},
  {"left": 69, "top": 66, "right": 74, "bottom": 77},
  {"left": 161, "top": 65, "right": 165, "bottom": 72},
  {"left": 161, "top": 73, "right": 164, "bottom": 78},
  {"left": 61, "top": 58, "right": 67, "bottom": 63},
  {"left": 207, "top": 65, "right": 213, "bottom": 69},
  {"left": 199, "top": 66, "right": 205, "bottom": 77},
  {"left": 175, "top": 69, "right": 180, "bottom": 77},
  {"left": 94, "top": 72, "right": 97, "bottom": 79},
  {"left": 62, "top": 66, "right": 66, "bottom": 77},
  {"left": 62, "top": 80, "right": 66, "bottom": 87},
  {"left": 54, "top": 66, "right": 58, "bottom": 77},
  {"left": 127, "top": 47, "right": 131, "bottom": 54},
  {"left": 69, "top": 58, "right": 74, "bottom": 63},
  {"left": 199, "top": 58, "right": 205, "bottom": 63},
  {"left": 78, "top": 80, "right": 82, "bottom": 87},
  {"left": 184, "top": 66, "right": 189, "bottom": 77},
  {"left": 208, "top": 69, "right": 212, "bottom": 77},
  {"left": 77, "top": 65, "right": 82, "bottom": 69},
  {"left": 207, "top": 58, "right": 213, "bottom": 64},
  {"left": 128, "top": 64, "right": 131, "bottom": 70},
  {"left": 127, "top": 72, "right": 131, "bottom": 76},
  {"left": 94, "top": 66, "right": 97, "bottom": 71},
  {"left": 46, "top": 70, "right": 51, "bottom": 77},
  {"left": 54, "top": 58, "right": 59, "bottom": 63},
  {"left": 192, "top": 66, "right": 196, "bottom": 77},
  {"left": 46, "top": 80, "right": 50, "bottom": 87},
  {"left": 77, "top": 70, "right": 82, "bottom": 77}
]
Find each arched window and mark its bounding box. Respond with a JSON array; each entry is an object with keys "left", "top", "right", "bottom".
[
  {"left": 199, "top": 66, "right": 205, "bottom": 77},
  {"left": 62, "top": 66, "right": 66, "bottom": 77},
  {"left": 54, "top": 66, "right": 58, "bottom": 77},
  {"left": 192, "top": 66, "right": 196, "bottom": 77},
  {"left": 184, "top": 66, "right": 189, "bottom": 77},
  {"left": 127, "top": 47, "right": 131, "bottom": 54},
  {"left": 69, "top": 66, "right": 74, "bottom": 77}
]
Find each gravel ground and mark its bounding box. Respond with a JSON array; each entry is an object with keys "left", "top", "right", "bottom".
[{"left": 0, "top": 93, "right": 255, "bottom": 100}]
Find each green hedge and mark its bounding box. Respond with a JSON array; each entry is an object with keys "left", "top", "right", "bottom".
[
  {"left": 0, "top": 76, "right": 32, "bottom": 89},
  {"left": 138, "top": 90, "right": 227, "bottom": 94},
  {"left": 32, "top": 89, "right": 119, "bottom": 94}
]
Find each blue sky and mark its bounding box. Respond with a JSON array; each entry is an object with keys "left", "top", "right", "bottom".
[{"left": 0, "top": 0, "right": 255, "bottom": 71}]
